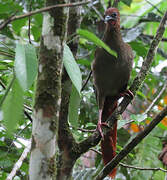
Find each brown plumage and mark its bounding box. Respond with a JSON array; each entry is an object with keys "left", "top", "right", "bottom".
[{"left": 92, "top": 8, "right": 133, "bottom": 178}]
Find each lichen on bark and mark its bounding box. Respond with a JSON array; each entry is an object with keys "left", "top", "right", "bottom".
[{"left": 29, "top": 0, "right": 69, "bottom": 179}]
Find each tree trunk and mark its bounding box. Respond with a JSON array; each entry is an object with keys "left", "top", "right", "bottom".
[
  {"left": 29, "top": 0, "right": 69, "bottom": 179},
  {"left": 56, "top": 1, "right": 83, "bottom": 179}
]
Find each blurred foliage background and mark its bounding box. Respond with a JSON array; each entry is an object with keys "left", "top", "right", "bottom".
[{"left": 0, "top": 0, "right": 167, "bottom": 179}]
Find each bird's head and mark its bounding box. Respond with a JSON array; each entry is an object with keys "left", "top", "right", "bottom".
[{"left": 105, "top": 8, "right": 120, "bottom": 29}]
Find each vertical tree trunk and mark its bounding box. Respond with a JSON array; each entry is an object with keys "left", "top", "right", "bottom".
[
  {"left": 56, "top": 1, "right": 83, "bottom": 179},
  {"left": 29, "top": 0, "right": 69, "bottom": 179}
]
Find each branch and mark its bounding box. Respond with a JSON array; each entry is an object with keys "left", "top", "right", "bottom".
[
  {"left": 95, "top": 105, "right": 167, "bottom": 179},
  {"left": 112, "top": 0, "right": 120, "bottom": 7},
  {"left": 81, "top": 71, "right": 92, "bottom": 91},
  {"left": 0, "top": 78, "right": 6, "bottom": 89},
  {"left": 145, "top": 0, "right": 163, "bottom": 15},
  {"left": 0, "top": 0, "right": 91, "bottom": 31},
  {"left": 120, "top": 163, "right": 167, "bottom": 172},
  {"left": 91, "top": 5, "right": 104, "bottom": 21},
  {"left": 76, "top": 127, "right": 95, "bottom": 133},
  {"left": 141, "top": 33, "right": 167, "bottom": 42},
  {"left": 90, "top": 148, "right": 102, "bottom": 155},
  {"left": 28, "top": 0, "right": 33, "bottom": 44},
  {"left": 6, "top": 140, "right": 31, "bottom": 180},
  {"left": 90, "top": 148, "right": 167, "bottom": 173},
  {"left": 90, "top": 149, "right": 167, "bottom": 173}
]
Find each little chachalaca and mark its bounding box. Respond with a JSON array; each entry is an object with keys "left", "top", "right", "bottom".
[{"left": 92, "top": 8, "right": 133, "bottom": 178}]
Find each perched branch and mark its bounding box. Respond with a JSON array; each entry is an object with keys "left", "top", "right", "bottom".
[
  {"left": 0, "top": 0, "right": 91, "bottom": 31},
  {"left": 6, "top": 140, "right": 31, "bottom": 180},
  {"left": 145, "top": 80, "right": 167, "bottom": 114},
  {"left": 95, "top": 105, "right": 167, "bottom": 179}
]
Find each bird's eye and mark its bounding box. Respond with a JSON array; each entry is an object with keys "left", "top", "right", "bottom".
[{"left": 111, "top": 12, "right": 117, "bottom": 17}]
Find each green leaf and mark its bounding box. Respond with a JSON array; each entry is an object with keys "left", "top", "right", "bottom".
[
  {"left": 121, "top": 0, "right": 132, "bottom": 6},
  {"left": 68, "top": 85, "right": 81, "bottom": 127},
  {"left": 14, "top": 44, "right": 38, "bottom": 91},
  {"left": 130, "top": 41, "right": 148, "bottom": 57},
  {"left": 31, "top": 26, "right": 41, "bottom": 42},
  {"left": 63, "top": 44, "right": 82, "bottom": 94},
  {"left": 130, "top": 114, "right": 147, "bottom": 123},
  {"left": 2, "top": 78, "right": 24, "bottom": 133},
  {"left": 77, "top": 59, "right": 91, "bottom": 68},
  {"left": 12, "top": 18, "right": 27, "bottom": 34},
  {"left": 77, "top": 29, "right": 117, "bottom": 58}
]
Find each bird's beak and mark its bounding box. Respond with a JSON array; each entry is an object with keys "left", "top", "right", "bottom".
[{"left": 105, "top": 15, "right": 116, "bottom": 22}]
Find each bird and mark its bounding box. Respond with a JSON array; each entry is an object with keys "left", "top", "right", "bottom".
[{"left": 91, "top": 8, "right": 133, "bottom": 178}]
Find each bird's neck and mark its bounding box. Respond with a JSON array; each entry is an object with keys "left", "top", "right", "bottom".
[{"left": 103, "top": 25, "right": 123, "bottom": 52}]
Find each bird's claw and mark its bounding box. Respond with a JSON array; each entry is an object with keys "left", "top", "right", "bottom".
[{"left": 97, "top": 122, "right": 109, "bottom": 140}]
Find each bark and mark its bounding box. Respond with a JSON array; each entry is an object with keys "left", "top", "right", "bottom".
[
  {"left": 56, "top": 0, "right": 83, "bottom": 179},
  {"left": 29, "top": 0, "right": 69, "bottom": 179}
]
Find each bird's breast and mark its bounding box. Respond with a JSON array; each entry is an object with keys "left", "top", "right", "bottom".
[{"left": 92, "top": 50, "right": 130, "bottom": 96}]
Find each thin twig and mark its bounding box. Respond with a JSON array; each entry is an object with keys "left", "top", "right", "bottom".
[
  {"left": 0, "top": 0, "right": 91, "bottom": 31},
  {"left": 77, "top": 127, "right": 95, "bottom": 133},
  {"left": 81, "top": 71, "right": 92, "bottom": 91},
  {"left": 90, "top": 149, "right": 167, "bottom": 172},
  {"left": 91, "top": 5, "right": 104, "bottom": 21},
  {"left": 6, "top": 140, "right": 31, "bottom": 180},
  {"left": 141, "top": 33, "right": 167, "bottom": 42},
  {"left": 145, "top": 0, "right": 163, "bottom": 15},
  {"left": 24, "top": 104, "right": 33, "bottom": 112},
  {"left": 70, "top": 126, "right": 95, "bottom": 133},
  {"left": 0, "top": 78, "right": 6, "bottom": 89},
  {"left": 120, "top": 163, "right": 167, "bottom": 172},
  {"left": 28, "top": 0, "right": 32, "bottom": 44},
  {"left": 112, "top": 0, "right": 120, "bottom": 8},
  {"left": 145, "top": 80, "right": 167, "bottom": 114},
  {"left": 90, "top": 148, "right": 102, "bottom": 155},
  {"left": 24, "top": 111, "right": 33, "bottom": 122},
  {"left": 0, "top": 11, "right": 18, "bottom": 30}
]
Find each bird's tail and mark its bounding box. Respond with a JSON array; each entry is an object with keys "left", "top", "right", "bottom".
[{"left": 101, "top": 97, "right": 118, "bottom": 179}]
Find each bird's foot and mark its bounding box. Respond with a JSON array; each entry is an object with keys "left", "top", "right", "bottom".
[{"left": 97, "top": 122, "right": 109, "bottom": 140}]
